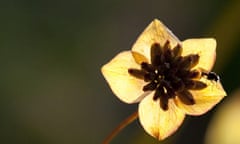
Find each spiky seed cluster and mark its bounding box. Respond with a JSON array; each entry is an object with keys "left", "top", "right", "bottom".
[{"left": 128, "top": 41, "right": 207, "bottom": 110}]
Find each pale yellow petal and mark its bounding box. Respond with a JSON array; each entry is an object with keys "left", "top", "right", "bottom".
[
  {"left": 131, "top": 51, "right": 149, "bottom": 64},
  {"left": 175, "top": 77, "right": 226, "bottom": 116},
  {"left": 132, "top": 19, "right": 180, "bottom": 61},
  {"left": 138, "top": 94, "right": 185, "bottom": 140},
  {"left": 182, "top": 38, "right": 216, "bottom": 71},
  {"left": 101, "top": 51, "right": 148, "bottom": 103}
]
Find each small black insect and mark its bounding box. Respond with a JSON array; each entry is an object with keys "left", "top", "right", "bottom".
[{"left": 202, "top": 71, "right": 220, "bottom": 82}]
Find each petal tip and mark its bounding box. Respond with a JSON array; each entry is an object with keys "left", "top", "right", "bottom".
[
  {"left": 101, "top": 64, "right": 106, "bottom": 75},
  {"left": 151, "top": 131, "right": 164, "bottom": 141}
]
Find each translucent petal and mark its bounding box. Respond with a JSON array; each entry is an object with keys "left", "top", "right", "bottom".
[
  {"left": 131, "top": 19, "right": 180, "bottom": 61},
  {"left": 131, "top": 51, "right": 149, "bottom": 64},
  {"left": 182, "top": 38, "right": 216, "bottom": 71},
  {"left": 101, "top": 51, "right": 148, "bottom": 103},
  {"left": 138, "top": 94, "right": 185, "bottom": 140},
  {"left": 174, "top": 77, "right": 226, "bottom": 116}
]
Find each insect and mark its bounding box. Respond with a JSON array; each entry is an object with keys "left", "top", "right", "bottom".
[{"left": 202, "top": 71, "right": 220, "bottom": 82}]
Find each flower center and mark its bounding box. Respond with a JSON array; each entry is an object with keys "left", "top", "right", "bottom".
[{"left": 128, "top": 41, "right": 207, "bottom": 110}]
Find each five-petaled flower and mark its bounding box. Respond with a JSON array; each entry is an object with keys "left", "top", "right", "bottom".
[{"left": 101, "top": 19, "right": 226, "bottom": 140}]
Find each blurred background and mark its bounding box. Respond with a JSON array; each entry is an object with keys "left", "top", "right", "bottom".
[{"left": 0, "top": 0, "right": 239, "bottom": 143}]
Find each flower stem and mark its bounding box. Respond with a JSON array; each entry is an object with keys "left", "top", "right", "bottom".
[{"left": 102, "top": 111, "right": 138, "bottom": 144}]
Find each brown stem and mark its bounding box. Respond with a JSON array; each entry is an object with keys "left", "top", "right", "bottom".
[{"left": 102, "top": 111, "right": 138, "bottom": 144}]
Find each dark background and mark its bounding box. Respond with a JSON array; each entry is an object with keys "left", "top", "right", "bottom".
[{"left": 0, "top": 0, "right": 239, "bottom": 143}]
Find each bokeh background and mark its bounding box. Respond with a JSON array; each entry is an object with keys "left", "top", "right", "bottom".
[{"left": 0, "top": 0, "right": 239, "bottom": 144}]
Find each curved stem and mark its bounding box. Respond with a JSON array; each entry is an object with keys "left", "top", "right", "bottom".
[{"left": 102, "top": 111, "right": 138, "bottom": 144}]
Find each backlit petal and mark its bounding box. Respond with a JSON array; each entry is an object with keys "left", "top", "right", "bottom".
[
  {"left": 101, "top": 51, "right": 148, "bottom": 103},
  {"left": 182, "top": 38, "right": 216, "bottom": 71},
  {"left": 131, "top": 19, "right": 180, "bottom": 61},
  {"left": 138, "top": 93, "right": 185, "bottom": 140},
  {"left": 131, "top": 51, "right": 149, "bottom": 64},
  {"left": 175, "top": 77, "right": 226, "bottom": 116}
]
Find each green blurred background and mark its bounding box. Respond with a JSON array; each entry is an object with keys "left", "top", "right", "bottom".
[{"left": 0, "top": 0, "right": 239, "bottom": 144}]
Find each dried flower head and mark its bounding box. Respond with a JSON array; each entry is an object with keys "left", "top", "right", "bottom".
[{"left": 101, "top": 19, "right": 226, "bottom": 140}]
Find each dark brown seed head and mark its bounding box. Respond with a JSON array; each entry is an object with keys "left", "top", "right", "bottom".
[{"left": 128, "top": 41, "right": 207, "bottom": 110}]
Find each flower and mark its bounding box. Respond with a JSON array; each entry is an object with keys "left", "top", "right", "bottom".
[
  {"left": 205, "top": 89, "right": 240, "bottom": 144},
  {"left": 101, "top": 19, "right": 226, "bottom": 140}
]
